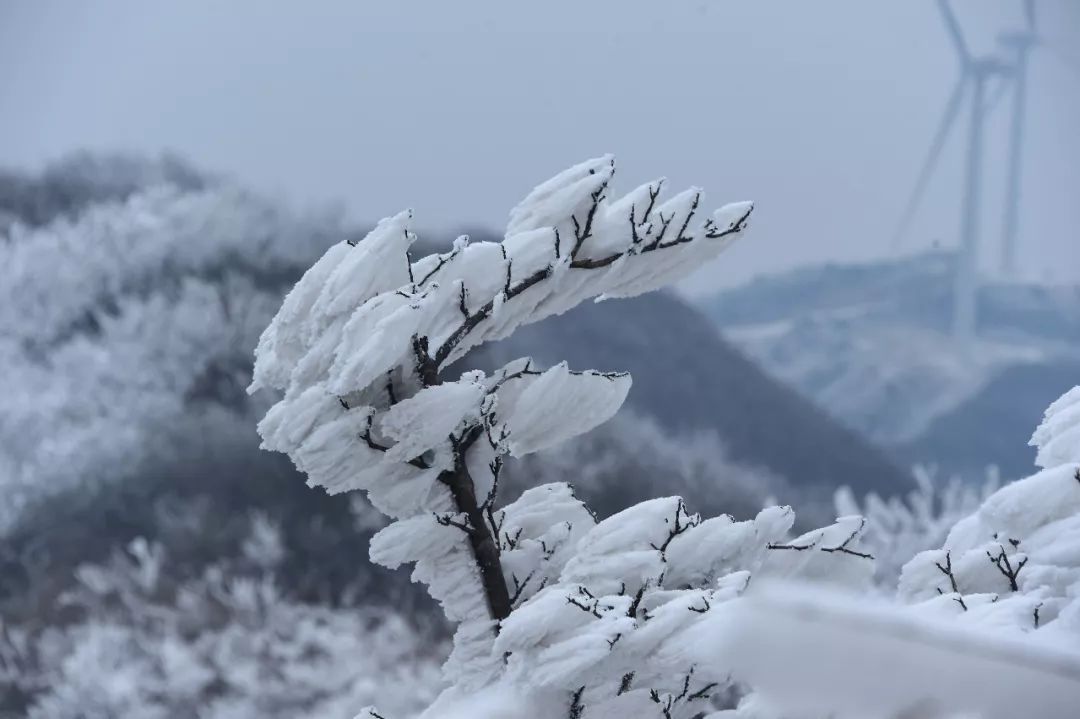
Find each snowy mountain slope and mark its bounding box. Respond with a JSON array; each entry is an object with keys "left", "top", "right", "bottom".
[
  {"left": 701, "top": 251, "right": 1080, "bottom": 478},
  {"left": 897, "top": 357, "right": 1080, "bottom": 479}
]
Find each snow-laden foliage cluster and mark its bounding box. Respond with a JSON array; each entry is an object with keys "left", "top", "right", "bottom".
[
  {"left": 451, "top": 493, "right": 872, "bottom": 718},
  {"left": 834, "top": 467, "right": 1000, "bottom": 587},
  {"left": 898, "top": 386, "right": 1080, "bottom": 642},
  {"left": 706, "top": 578, "right": 1080, "bottom": 719},
  {"left": 697, "top": 387, "right": 1080, "bottom": 719},
  {"left": 1, "top": 517, "right": 442, "bottom": 719},
  {"left": 251, "top": 157, "right": 884, "bottom": 716}
]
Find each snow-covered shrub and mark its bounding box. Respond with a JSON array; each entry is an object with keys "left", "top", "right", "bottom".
[
  {"left": 834, "top": 466, "right": 999, "bottom": 587},
  {"left": 2, "top": 517, "right": 443, "bottom": 719},
  {"left": 704, "top": 387, "right": 1080, "bottom": 719},
  {"left": 705, "top": 577, "right": 1080, "bottom": 719},
  {"left": 898, "top": 386, "right": 1080, "bottom": 642},
  {"left": 251, "top": 156, "right": 876, "bottom": 717}
]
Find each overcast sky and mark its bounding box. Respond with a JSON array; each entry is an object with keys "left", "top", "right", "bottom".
[{"left": 2, "top": 0, "right": 1077, "bottom": 294}]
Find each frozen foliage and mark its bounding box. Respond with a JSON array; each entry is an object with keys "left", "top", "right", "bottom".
[
  {"left": 1, "top": 518, "right": 443, "bottom": 719},
  {"left": 834, "top": 467, "right": 1000, "bottom": 587},
  {"left": 475, "top": 497, "right": 873, "bottom": 718},
  {"left": 252, "top": 157, "right": 889, "bottom": 716},
  {"left": 0, "top": 180, "right": 351, "bottom": 528},
  {"left": 706, "top": 387, "right": 1080, "bottom": 719},
  {"left": 707, "top": 580, "right": 1080, "bottom": 719},
  {"left": 1031, "top": 386, "right": 1080, "bottom": 470},
  {"left": 898, "top": 386, "right": 1080, "bottom": 645}
]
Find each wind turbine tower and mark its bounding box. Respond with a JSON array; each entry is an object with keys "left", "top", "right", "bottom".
[
  {"left": 998, "top": 0, "right": 1038, "bottom": 275},
  {"left": 939, "top": 1, "right": 1009, "bottom": 340},
  {"left": 892, "top": 1, "right": 1037, "bottom": 341}
]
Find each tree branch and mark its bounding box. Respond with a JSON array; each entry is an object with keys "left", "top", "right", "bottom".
[
  {"left": 433, "top": 202, "right": 753, "bottom": 364},
  {"left": 434, "top": 430, "right": 513, "bottom": 622},
  {"left": 934, "top": 550, "right": 968, "bottom": 610},
  {"left": 360, "top": 414, "right": 431, "bottom": 470}
]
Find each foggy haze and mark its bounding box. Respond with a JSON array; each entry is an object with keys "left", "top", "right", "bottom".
[{"left": 2, "top": 0, "right": 1078, "bottom": 294}]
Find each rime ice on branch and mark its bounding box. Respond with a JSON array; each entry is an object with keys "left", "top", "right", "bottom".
[
  {"left": 898, "top": 385, "right": 1080, "bottom": 640},
  {"left": 251, "top": 157, "right": 873, "bottom": 717}
]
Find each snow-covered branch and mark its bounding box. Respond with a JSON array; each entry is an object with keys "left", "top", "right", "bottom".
[{"left": 251, "top": 155, "right": 752, "bottom": 640}]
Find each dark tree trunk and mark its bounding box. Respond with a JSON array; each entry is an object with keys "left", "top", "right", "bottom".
[
  {"left": 440, "top": 448, "right": 512, "bottom": 622},
  {"left": 416, "top": 334, "right": 512, "bottom": 624}
]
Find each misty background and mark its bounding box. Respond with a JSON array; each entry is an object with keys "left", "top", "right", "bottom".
[{"left": 2, "top": 0, "right": 1078, "bottom": 291}]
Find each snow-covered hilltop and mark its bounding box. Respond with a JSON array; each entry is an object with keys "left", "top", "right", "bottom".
[{"left": 700, "top": 251, "right": 1080, "bottom": 479}]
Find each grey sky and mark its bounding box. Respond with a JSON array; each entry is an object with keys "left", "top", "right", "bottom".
[{"left": 2, "top": 0, "right": 1077, "bottom": 294}]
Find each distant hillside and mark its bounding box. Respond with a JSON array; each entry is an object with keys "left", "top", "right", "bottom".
[
  {"left": 473, "top": 285, "right": 912, "bottom": 502},
  {"left": 0, "top": 151, "right": 205, "bottom": 229},
  {"left": 701, "top": 251, "right": 1080, "bottom": 480},
  {"left": 896, "top": 358, "right": 1080, "bottom": 479}
]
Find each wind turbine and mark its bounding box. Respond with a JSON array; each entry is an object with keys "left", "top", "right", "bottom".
[
  {"left": 998, "top": 0, "right": 1038, "bottom": 275},
  {"left": 890, "top": 1, "right": 1022, "bottom": 341}
]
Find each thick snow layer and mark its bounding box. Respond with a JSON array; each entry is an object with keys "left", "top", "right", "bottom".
[
  {"left": 1032, "top": 385, "right": 1080, "bottom": 469},
  {"left": 896, "top": 387, "right": 1080, "bottom": 664},
  {"left": 758, "top": 515, "right": 875, "bottom": 589},
  {"left": 496, "top": 483, "right": 596, "bottom": 607},
  {"left": 380, "top": 377, "right": 485, "bottom": 462},
  {"left": 505, "top": 156, "right": 614, "bottom": 238},
  {"left": 325, "top": 293, "right": 415, "bottom": 396},
  {"left": 369, "top": 513, "right": 463, "bottom": 570},
  {"left": 250, "top": 241, "right": 352, "bottom": 393},
  {"left": 664, "top": 507, "right": 791, "bottom": 588},
  {"left": 703, "top": 580, "right": 1080, "bottom": 719},
  {"left": 308, "top": 210, "right": 414, "bottom": 324},
  {"left": 415, "top": 683, "right": 565, "bottom": 719},
  {"left": 504, "top": 363, "right": 631, "bottom": 457}
]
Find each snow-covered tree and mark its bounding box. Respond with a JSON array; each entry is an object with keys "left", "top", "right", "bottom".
[{"left": 252, "top": 156, "right": 876, "bottom": 717}]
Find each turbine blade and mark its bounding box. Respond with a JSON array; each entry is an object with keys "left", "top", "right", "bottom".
[
  {"left": 891, "top": 80, "right": 968, "bottom": 247},
  {"left": 1024, "top": 0, "right": 1036, "bottom": 31},
  {"left": 937, "top": 0, "right": 971, "bottom": 62}
]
